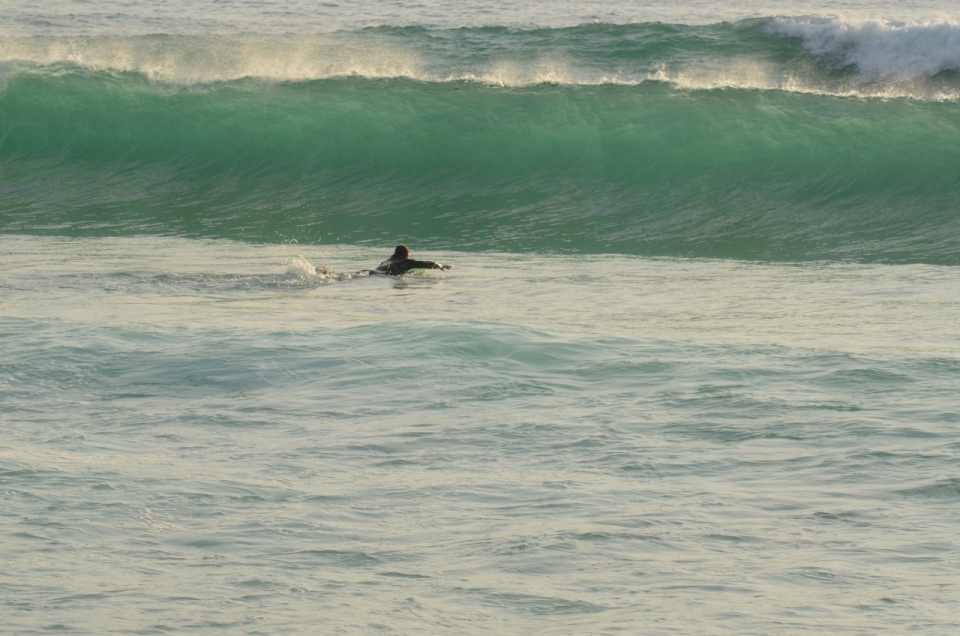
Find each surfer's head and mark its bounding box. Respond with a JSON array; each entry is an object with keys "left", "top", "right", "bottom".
[{"left": 393, "top": 245, "right": 410, "bottom": 259}]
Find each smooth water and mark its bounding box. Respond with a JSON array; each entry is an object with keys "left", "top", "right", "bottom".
[{"left": 2, "top": 0, "right": 960, "bottom": 633}]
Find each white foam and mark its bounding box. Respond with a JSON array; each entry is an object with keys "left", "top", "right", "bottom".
[
  {"left": 0, "top": 34, "right": 642, "bottom": 87},
  {"left": 284, "top": 256, "right": 320, "bottom": 279},
  {"left": 285, "top": 256, "right": 359, "bottom": 282},
  {"left": 649, "top": 59, "right": 960, "bottom": 101},
  {"left": 650, "top": 58, "right": 795, "bottom": 92},
  {"left": 0, "top": 34, "right": 425, "bottom": 84},
  {"left": 2, "top": 23, "right": 960, "bottom": 99},
  {"left": 470, "top": 58, "right": 612, "bottom": 87},
  {"left": 768, "top": 17, "right": 960, "bottom": 79}
]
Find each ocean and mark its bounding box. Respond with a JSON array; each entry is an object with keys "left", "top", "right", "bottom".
[{"left": 2, "top": 1, "right": 959, "bottom": 633}]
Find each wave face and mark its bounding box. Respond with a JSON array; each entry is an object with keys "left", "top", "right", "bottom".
[{"left": 3, "top": 19, "right": 960, "bottom": 263}]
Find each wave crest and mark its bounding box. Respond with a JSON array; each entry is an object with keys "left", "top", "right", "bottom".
[
  {"left": 0, "top": 34, "right": 425, "bottom": 84},
  {"left": 2, "top": 18, "right": 960, "bottom": 99}
]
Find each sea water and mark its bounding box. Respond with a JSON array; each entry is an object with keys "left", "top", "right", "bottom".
[{"left": 2, "top": 1, "right": 960, "bottom": 633}]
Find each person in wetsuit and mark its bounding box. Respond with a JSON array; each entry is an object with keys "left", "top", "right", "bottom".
[{"left": 372, "top": 245, "right": 452, "bottom": 276}]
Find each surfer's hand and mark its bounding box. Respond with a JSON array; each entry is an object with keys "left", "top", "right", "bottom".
[{"left": 442, "top": 264, "right": 452, "bottom": 270}]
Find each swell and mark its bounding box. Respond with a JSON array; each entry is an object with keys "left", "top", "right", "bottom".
[{"left": 2, "top": 21, "right": 960, "bottom": 262}]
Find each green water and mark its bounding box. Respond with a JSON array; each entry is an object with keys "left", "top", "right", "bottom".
[{"left": 3, "top": 23, "right": 960, "bottom": 261}]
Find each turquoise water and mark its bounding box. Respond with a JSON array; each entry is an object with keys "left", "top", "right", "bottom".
[
  {"left": 3, "top": 2, "right": 960, "bottom": 633},
  {"left": 4, "top": 23, "right": 960, "bottom": 262}
]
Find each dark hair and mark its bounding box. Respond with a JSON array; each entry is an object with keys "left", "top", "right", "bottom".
[{"left": 393, "top": 245, "right": 409, "bottom": 258}]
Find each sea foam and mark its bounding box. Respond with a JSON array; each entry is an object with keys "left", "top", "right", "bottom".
[
  {"left": 0, "top": 34, "right": 425, "bottom": 84},
  {"left": 767, "top": 17, "right": 960, "bottom": 78},
  {"left": 2, "top": 18, "right": 959, "bottom": 97}
]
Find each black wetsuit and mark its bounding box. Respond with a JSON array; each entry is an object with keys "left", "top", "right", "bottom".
[{"left": 373, "top": 256, "right": 445, "bottom": 276}]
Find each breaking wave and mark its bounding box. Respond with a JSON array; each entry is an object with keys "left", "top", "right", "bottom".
[{"left": 2, "top": 18, "right": 960, "bottom": 263}]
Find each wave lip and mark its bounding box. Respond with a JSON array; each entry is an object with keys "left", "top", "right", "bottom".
[
  {"left": 2, "top": 18, "right": 960, "bottom": 99},
  {"left": 0, "top": 33, "right": 427, "bottom": 84}
]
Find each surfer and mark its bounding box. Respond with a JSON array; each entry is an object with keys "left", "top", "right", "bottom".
[
  {"left": 315, "top": 245, "right": 451, "bottom": 277},
  {"left": 372, "top": 245, "right": 451, "bottom": 276}
]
